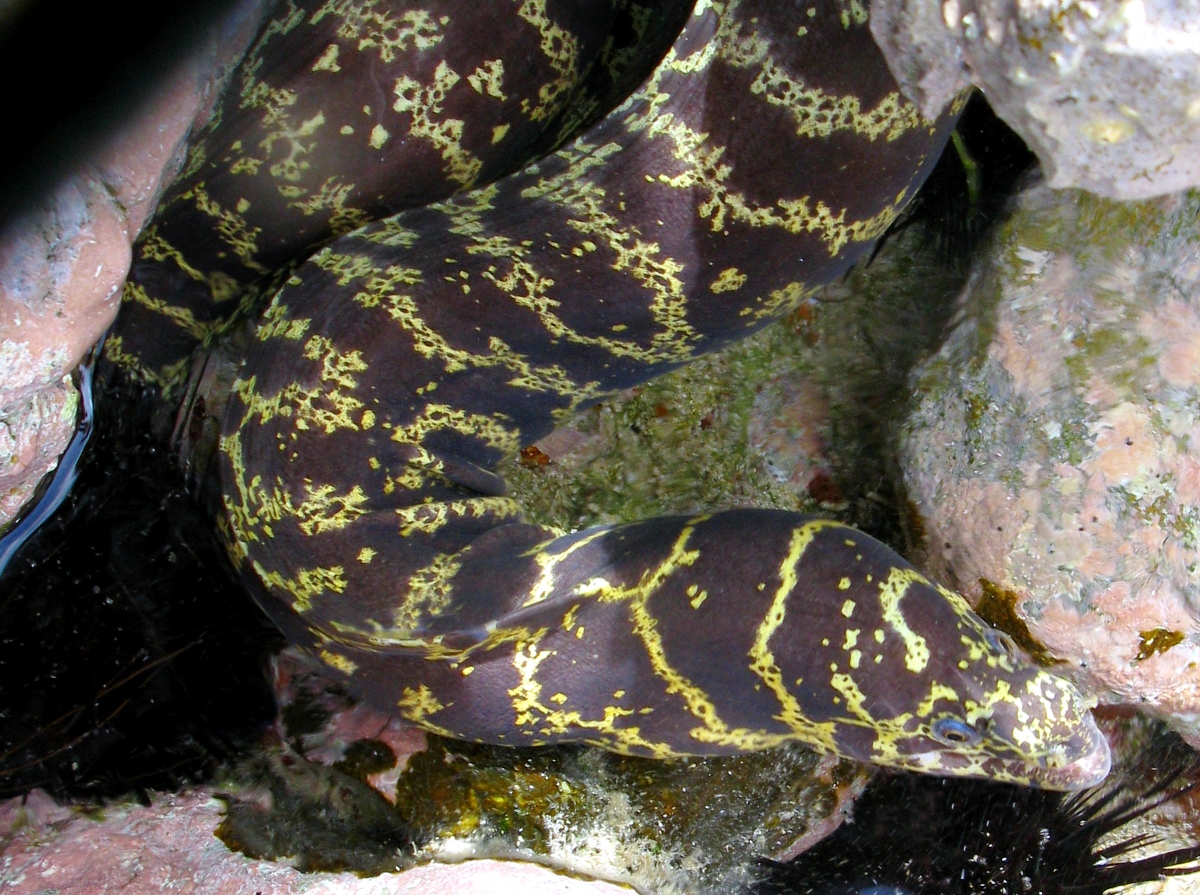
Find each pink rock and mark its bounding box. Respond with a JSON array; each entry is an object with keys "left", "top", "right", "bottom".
[
  {"left": 901, "top": 185, "right": 1200, "bottom": 737},
  {"left": 747, "top": 371, "right": 837, "bottom": 502},
  {"left": 872, "top": 0, "right": 1200, "bottom": 199},
  {"left": 0, "top": 789, "right": 628, "bottom": 895},
  {"left": 0, "top": 377, "right": 76, "bottom": 522},
  {"left": 0, "top": 0, "right": 269, "bottom": 528}
]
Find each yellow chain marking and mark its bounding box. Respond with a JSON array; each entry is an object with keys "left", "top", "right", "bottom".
[
  {"left": 392, "top": 60, "right": 483, "bottom": 188},
  {"left": 748, "top": 520, "right": 845, "bottom": 752},
  {"left": 877, "top": 567, "right": 932, "bottom": 674},
  {"left": 252, "top": 558, "right": 347, "bottom": 613},
  {"left": 106, "top": 0, "right": 1099, "bottom": 784},
  {"left": 311, "top": 1, "right": 444, "bottom": 61},
  {"left": 515, "top": 0, "right": 579, "bottom": 122}
]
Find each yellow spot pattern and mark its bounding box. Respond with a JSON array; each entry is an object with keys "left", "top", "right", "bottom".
[{"left": 106, "top": 0, "right": 1102, "bottom": 788}]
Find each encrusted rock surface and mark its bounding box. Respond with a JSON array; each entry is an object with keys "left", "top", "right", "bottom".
[
  {"left": 0, "top": 378, "right": 77, "bottom": 523},
  {"left": 901, "top": 183, "right": 1200, "bottom": 738},
  {"left": 0, "top": 0, "right": 267, "bottom": 528},
  {"left": 871, "top": 0, "right": 1200, "bottom": 199},
  {"left": 0, "top": 788, "right": 627, "bottom": 895}
]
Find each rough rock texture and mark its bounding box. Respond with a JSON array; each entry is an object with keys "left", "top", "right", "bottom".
[
  {"left": 0, "top": 789, "right": 627, "bottom": 895},
  {"left": 0, "top": 0, "right": 268, "bottom": 528},
  {"left": 0, "top": 378, "right": 77, "bottom": 522},
  {"left": 871, "top": 0, "right": 1200, "bottom": 199},
  {"left": 900, "top": 183, "right": 1200, "bottom": 739}
]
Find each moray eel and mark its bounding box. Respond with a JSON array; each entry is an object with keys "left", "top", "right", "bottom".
[
  {"left": 105, "top": 0, "right": 1111, "bottom": 789},
  {"left": 108, "top": 0, "right": 692, "bottom": 386}
]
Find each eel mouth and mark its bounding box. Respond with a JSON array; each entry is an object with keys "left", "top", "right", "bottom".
[
  {"left": 893, "top": 713, "right": 1113, "bottom": 791},
  {"left": 1023, "top": 715, "right": 1113, "bottom": 791},
  {"left": 984, "top": 710, "right": 1113, "bottom": 787}
]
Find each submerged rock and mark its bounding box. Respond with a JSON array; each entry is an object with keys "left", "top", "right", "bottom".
[
  {"left": 0, "top": 787, "right": 629, "bottom": 895},
  {"left": 216, "top": 729, "right": 863, "bottom": 894},
  {"left": 901, "top": 183, "right": 1200, "bottom": 739},
  {"left": 0, "top": 0, "right": 268, "bottom": 529},
  {"left": 872, "top": 0, "right": 1200, "bottom": 199}
]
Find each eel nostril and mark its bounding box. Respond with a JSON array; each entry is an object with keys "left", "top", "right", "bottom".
[{"left": 985, "top": 628, "right": 1019, "bottom": 662}]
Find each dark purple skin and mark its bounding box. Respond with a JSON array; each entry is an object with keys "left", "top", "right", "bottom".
[{"left": 107, "top": 1, "right": 1110, "bottom": 789}]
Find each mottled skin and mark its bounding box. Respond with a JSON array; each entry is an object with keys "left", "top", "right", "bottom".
[
  {"left": 110, "top": 0, "right": 689, "bottom": 386},
  {"left": 107, "top": 0, "right": 1111, "bottom": 789}
]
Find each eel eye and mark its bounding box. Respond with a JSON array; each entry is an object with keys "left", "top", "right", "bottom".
[
  {"left": 984, "top": 628, "right": 1019, "bottom": 662},
  {"left": 931, "top": 716, "right": 981, "bottom": 746}
]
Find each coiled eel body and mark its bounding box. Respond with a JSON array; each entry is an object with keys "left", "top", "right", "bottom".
[{"left": 105, "top": 0, "right": 1111, "bottom": 789}]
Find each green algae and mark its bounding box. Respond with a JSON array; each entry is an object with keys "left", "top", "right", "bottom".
[
  {"left": 215, "top": 732, "right": 865, "bottom": 892},
  {"left": 501, "top": 318, "right": 829, "bottom": 534},
  {"left": 396, "top": 738, "right": 593, "bottom": 850},
  {"left": 394, "top": 735, "right": 864, "bottom": 891},
  {"left": 1136, "top": 628, "right": 1186, "bottom": 662}
]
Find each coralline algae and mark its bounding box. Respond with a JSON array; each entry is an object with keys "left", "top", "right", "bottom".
[{"left": 902, "top": 184, "right": 1200, "bottom": 739}]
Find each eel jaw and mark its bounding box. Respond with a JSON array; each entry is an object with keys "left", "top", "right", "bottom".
[
  {"left": 1023, "top": 711, "right": 1113, "bottom": 791},
  {"left": 888, "top": 712, "right": 1112, "bottom": 791}
]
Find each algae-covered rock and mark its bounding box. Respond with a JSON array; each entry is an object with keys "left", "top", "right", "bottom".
[
  {"left": 395, "top": 737, "right": 864, "bottom": 895},
  {"left": 217, "top": 666, "right": 867, "bottom": 894},
  {"left": 0, "top": 373, "right": 78, "bottom": 522},
  {"left": 501, "top": 313, "right": 837, "bottom": 532},
  {"left": 901, "top": 183, "right": 1200, "bottom": 736}
]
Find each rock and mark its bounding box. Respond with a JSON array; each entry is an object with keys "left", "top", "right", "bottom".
[
  {"left": 748, "top": 371, "right": 840, "bottom": 505},
  {"left": 0, "top": 0, "right": 269, "bottom": 529},
  {"left": 0, "top": 376, "right": 78, "bottom": 523},
  {"left": 900, "top": 182, "right": 1200, "bottom": 739},
  {"left": 0, "top": 788, "right": 628, "bottom": 895},
  {"left": 871, "top": 0, "right": 1200, "bottom": 199}
]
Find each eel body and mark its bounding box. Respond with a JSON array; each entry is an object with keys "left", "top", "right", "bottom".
[{"left": 106, "top": 0, "right": 1111, "bottom": 789}]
